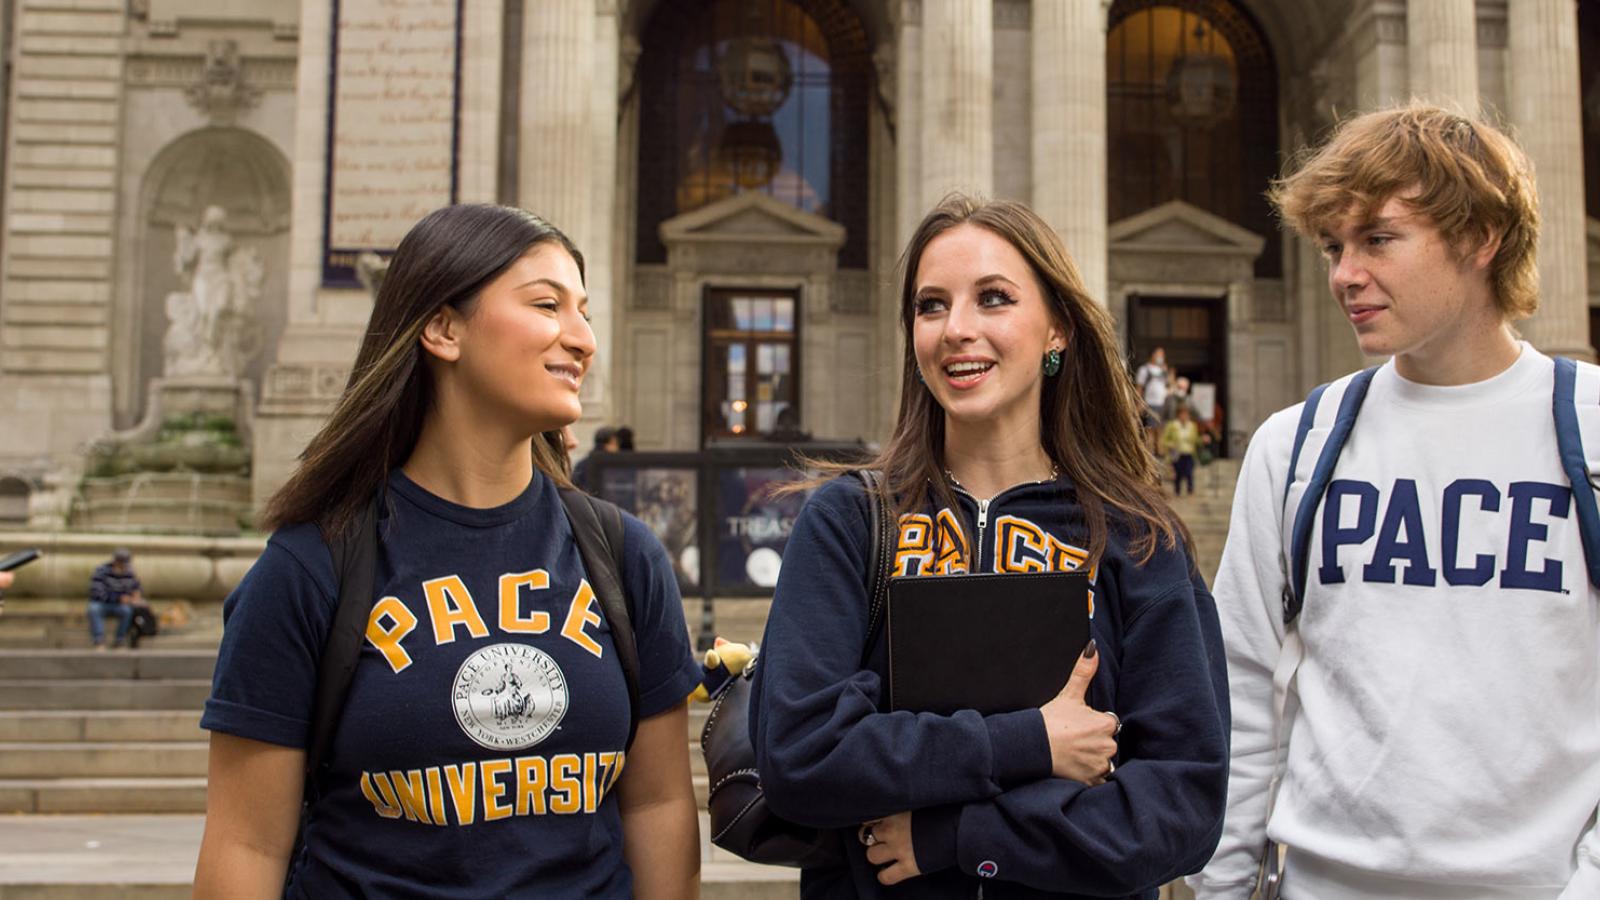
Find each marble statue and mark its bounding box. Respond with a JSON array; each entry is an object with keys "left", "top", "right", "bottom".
[{"left": 165, "top": 205, "right": 263, "bottom": 379}]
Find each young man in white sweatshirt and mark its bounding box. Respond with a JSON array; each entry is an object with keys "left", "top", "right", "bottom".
[{"left": 1190, "top": 104, "right": 1600, "bottom": 899}]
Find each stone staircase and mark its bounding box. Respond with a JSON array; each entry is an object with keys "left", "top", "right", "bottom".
[
  {"left": 1170, "top": 456, "right": 1243, "bottom": 583},
  {"left": 0, "top": 642, "right": 795, "bottom": 897},
  {"left": 0, "top": 650, "right": 210, "bottom": 816}
]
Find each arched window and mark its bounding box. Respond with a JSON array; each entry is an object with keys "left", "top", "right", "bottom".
[
  {"left": 634, "top": 0, "right": 870, "bottom": 267},
  {"left": 1108, "top": 0, "right": 1280, "bottom": 276}
]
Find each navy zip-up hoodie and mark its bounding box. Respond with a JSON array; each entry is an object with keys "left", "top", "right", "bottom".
[{"left": 750, "top": 474, "right": 1230, "bottom": 899}]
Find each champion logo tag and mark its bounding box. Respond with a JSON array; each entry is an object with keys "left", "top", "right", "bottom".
[{"left": 976, "top": 860, "right": 998, "bottom": 878}]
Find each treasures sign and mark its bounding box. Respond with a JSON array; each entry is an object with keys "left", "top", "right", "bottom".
[{"left": 323, "top": 0, "right": 461, "bottom": 284}]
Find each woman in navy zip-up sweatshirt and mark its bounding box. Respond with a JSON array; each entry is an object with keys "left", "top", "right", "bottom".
[{"left": 751, "top": 195, "right": 1230, "bottom": 899}]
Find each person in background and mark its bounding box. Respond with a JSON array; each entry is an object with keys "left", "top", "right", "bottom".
[
  {"left": 87, "top": 548, "right": 139, "bottom": 651},
  {"left": 0, "top": 570, "right": 12, "bottom": 614},
  {"left": 1161, "top": 405, "right": 1201, "bottom": 496},
  {"left": 1135, "top": 348, "right": 1168, "bottom": 452},
  {"left": 615, "top": 426, "right": 635, "bottom": 452},
  {"left": 571, "top": 425, "right": 619, "bottom": 493},
  {"left": 1161, "top": 376, "right": 1196, "bottom": 423}
]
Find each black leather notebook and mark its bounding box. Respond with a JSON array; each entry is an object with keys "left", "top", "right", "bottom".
[{"left": 887, "top": 570, "right": 1091, "bottom": 715}]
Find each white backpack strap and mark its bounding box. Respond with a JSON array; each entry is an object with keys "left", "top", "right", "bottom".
[{"left": 1553, "top": 356, "right": 1600, "bottom": 590}]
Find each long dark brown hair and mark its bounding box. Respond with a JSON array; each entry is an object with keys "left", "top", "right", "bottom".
[
  {"left": 260, "top": 204, "right": 583, "bottom": 538},
  {"left": 814, "top": 195, "right": 1190, "bottom": 565}
]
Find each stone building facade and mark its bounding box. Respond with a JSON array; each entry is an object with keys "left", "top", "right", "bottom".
[{"left": 0, "top": 0, "right": 1596, "bottom": 524}]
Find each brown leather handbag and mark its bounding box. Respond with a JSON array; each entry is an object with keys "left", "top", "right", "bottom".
[{"left": 700, "top": 470, "right": 895, "bottom": 867}]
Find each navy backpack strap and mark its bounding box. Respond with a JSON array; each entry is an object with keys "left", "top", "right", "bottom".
[
  {"left": 1283, "top": 383, "right": 1331, "bottom": 509},
  {"left": 559, "top": 488, "right": 642, "bottom": 751},
  {"left": 854, "top": 469, "right": 894, "bottom": 664},
  {"left": 306, "top": 494, "right": 382, "bottom": 796},
  {"left": 1286, "top": 365, "right": 1380, "bottom": 624},
  {"left": 1552, "top": 357, "right": 1600, "bottom": 590}
]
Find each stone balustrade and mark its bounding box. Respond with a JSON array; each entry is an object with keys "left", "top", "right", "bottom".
[{"left": 0, "top": 530, "right": 264, "bottom": 604}]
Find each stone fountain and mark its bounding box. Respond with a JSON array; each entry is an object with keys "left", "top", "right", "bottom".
[{"left": 69, "top": 205, "right": 263, "bottom": 535}]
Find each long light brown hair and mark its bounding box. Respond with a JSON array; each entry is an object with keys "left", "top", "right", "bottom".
[
  {"left": 813, "top": 195, "right": 1189, "bottom": 565},
  {"left": 261, "top": 204, "right": 580, "bottom": 538}
]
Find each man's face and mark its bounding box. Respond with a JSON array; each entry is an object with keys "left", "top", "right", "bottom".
[{"left": 1318, "top": 194, "right": 1498, "bottom": 365}]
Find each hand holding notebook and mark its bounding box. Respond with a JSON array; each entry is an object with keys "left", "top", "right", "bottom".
[
  {"left": 887, "top": 569, "right": 1117, "bottom": 783},
  {"left": 1039, "top": 638, "right": 1119, "bottom": 784}
]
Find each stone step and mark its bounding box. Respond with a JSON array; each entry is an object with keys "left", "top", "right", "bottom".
[
  {"left": 0, "top": 650, "right": 215, "bottom": 681},
  {"left": 0, "top": 814, "right": 801, "bottom": 899},
  {"left": 0, "top": 710, "right": 202, "bottom": 742},
  {"left": 0, "top": 777, "right": 207, "bottom": 813},
  {"left": 0, "top": 679, "right": 210, "bottom": 710},
  {"left": 0, "top": 742, "right": 208, "bottom": 778},
  {"left": 0, "top": 598, "right": 197, "bottom": 621}
]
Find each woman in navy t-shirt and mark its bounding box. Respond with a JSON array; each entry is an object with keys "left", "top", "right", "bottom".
[{"left": 193, "top": 205, "right": 702, "bottom": 898}]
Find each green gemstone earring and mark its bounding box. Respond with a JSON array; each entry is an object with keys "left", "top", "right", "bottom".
[{"left": 1042, "top": 348, "right": 1063, "bottom": 377}]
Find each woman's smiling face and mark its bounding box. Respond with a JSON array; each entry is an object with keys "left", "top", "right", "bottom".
[
  {"left": 911, "top": 223, "right": 1064, "bottom": 436},
  {"left": 449, "top": 242, "right": 595, "bottom": 433}
]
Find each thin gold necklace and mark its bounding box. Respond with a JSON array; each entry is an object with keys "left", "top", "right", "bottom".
[{"left": 944, "top": 464, "right": 1060, "bottom": 491}]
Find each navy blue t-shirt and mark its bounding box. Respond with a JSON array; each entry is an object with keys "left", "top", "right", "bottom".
[{"left": 201, "top": 469, "right": 701, "bottom": 898}]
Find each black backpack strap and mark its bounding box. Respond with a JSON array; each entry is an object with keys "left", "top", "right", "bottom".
[
  {"left": 854, "top": 469, "right": 894, "bottom": 664},
  {"left": 559, "top": 488, "right": 641, "bottom": 751},
  {"left": 305, "top": 494, "right": 381, "bottom": 798}
]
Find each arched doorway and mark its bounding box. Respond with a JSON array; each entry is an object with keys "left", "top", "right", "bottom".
[
  {"left": 1107, "top": 0, "right": 1279, "bottom": 455},
  {"left": 1108, "top": 0, "right": 1279, "bottom": 277}
]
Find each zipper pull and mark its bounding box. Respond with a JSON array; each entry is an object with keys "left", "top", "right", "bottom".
[{"left": 977, "top": 498, "right": 989, "bottom": 530}]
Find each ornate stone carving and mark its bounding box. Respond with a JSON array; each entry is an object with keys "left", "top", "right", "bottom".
[
  {"left": 354, "top": 252, "right": 390, "bottom": 298},
  {"left": 184, "top": 41, "right": 261, "bottom": 126},
  {"left": 165, "top": 206, "right": 264, "bottom": 380},
  {"left": 873, "top": 42, "right": 896, "bottom": 134}
]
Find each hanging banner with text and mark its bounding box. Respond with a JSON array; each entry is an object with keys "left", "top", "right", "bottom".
[{"left": 322, "top": 0, "right": 461, "bottom": 286}]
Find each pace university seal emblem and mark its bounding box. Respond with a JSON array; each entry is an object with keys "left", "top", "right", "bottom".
[{"left": 452, "top": 643, "right": 568, "bottom": 750}]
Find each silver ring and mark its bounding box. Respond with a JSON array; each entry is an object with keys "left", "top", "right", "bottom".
[
  {"left": 860, "top": 824, "right": 878, "bottom": 847},
  {"left": 1107, "top": 758, "right": 1116, "bottom": 777},
  {"left": 1107, "top": 711, "right": 1123, "bottom": 736}
]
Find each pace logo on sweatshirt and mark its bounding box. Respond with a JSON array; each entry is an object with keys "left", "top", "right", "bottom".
[{"left": 1318, "top": 477, "right": 1574, "bottom": 593}]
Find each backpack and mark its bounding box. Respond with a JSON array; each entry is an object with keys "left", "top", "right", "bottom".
[
  {"left": 302, "top": 487, "right": 640, "bottom": 803},
  {"left": 1279, "top": 355, "right": 1600, "bottom": 623}
]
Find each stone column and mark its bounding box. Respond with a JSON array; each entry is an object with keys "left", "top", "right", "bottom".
[
  {"left": 1508, "top": 0, "right": 1592, "bottom": 359},
  {"left": 519, "top": 0, "right": 621, "bottom": 431},
  {"left": 895, "top": 2, "right": 923, "bottom": 247},
  {"left": 1407, "top": 0, "right": 1479, "bottom": 114},
  {"left": 519, "top": 0, "right": 595, "bottom": 250},
  {"left": 918, "top": 0, "right": 993, "bottom": 211},
  {"left": 1032, "top": 0, "right": 1107, "bottom": 305},
  {"left": 583, "top": 2, "right": 620, "bottom": 434}
]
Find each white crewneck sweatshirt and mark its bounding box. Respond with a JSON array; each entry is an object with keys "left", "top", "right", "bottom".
[{"left": 1191, "top": 345, "right": 1600, "bottom": 900}]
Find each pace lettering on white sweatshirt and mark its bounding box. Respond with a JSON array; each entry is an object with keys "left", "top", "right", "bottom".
[{"left": 1191, "top": 345, "right": 1600, "bottom": 900}]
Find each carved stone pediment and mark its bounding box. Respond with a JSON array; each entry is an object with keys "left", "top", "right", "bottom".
[
  {"left": 1108, "top": 200, "right": 1266, "bottom": 259},
  {"left": 659, "top": 192, "right": 846, "bottom": 248}
]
